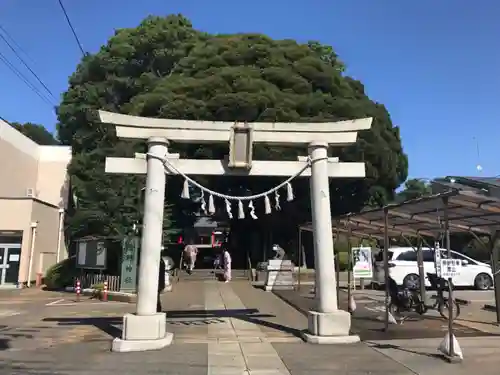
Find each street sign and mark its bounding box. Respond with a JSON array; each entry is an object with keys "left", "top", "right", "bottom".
[
  {"left": 76, "top": 239, "right": 107, "bottom": 269},
  {"left": 439, "top": 258, "right": 462, "bottom": 279},
  {"left": 434, "top": 244, "right": 442, "bottom": 277},
  {"left": 352, "top": 247, "right": 373, "bottom": 279}
]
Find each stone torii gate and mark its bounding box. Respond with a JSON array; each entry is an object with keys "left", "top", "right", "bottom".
[{"left": 100, "top": 110, "right": 372, "bottom": 352}]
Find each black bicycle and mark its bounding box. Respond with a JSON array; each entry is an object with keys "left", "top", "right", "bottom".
[
  {"left": 426, "top": 272, "right": 461, "bottom": 320},
  {"left": 388, "top": 277, "right": 427, "bottom": 319},
  {"left": 387, "top": 274, "right": 460, "bottom": 321}
]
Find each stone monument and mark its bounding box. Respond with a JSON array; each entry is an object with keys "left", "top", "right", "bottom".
[{"left": 264, "top": 244, "right": 295, "bottom": 291}]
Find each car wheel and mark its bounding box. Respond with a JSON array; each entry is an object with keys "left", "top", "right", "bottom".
[
  {"left": 403, "top": 274, "right": 420, "bottom": 290},
  {"left": 474, "top": 273, "right": 493, "bottom": 290}
]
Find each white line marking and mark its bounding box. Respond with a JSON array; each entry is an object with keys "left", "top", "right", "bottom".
[
  {"left": 0, "top": 310, "right": 21, "bottom": 318},
  {"left": 46, "top": 300, "right": 129, "bottom": 307},
  {"left": 46, "top": 298, "right": 65, "bottom": 306}
]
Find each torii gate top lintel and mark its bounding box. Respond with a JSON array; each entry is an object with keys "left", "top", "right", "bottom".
[
  {"left": 101, "top": 110, "right": 372, "bottom": 176},
  {"left": 97, "top": 110, "right": 373, "bottom": 135}
]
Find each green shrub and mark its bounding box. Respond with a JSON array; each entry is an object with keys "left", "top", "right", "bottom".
[
  {"left": 44, "top": 257, "right": 77, "bottom": 289},
  {"left": 336, "top": 251, "right": 349, "bottom": 271},
  {"left": 91, "top": 282, "right": 104, "bottom": 290}
]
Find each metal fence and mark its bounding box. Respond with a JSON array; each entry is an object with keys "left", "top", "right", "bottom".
[{"left": 78, "top": 273, "right": 121, "bottom": 291}]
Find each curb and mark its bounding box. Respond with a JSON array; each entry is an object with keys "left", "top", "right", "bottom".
[{"left": 63, "top": 287, "right": 137, "bottom": 303}]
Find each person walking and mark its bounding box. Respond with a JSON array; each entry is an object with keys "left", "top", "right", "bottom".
[
  {"left": 222, "top": 247, "right": 232, "bottom": 283},
  {"left": 183, "top": 241, "right": 198, "bottom": 275}
]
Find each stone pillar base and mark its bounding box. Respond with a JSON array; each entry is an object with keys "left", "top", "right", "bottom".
[
  {"left": 111, "top": 313, "right": 173, "bottom": 352},
  {"left": 302, "top": 310, "right": 360, "bottom": 344}
]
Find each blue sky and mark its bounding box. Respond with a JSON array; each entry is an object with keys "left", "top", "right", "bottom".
[{"left": 1, "top": 0, "right": 499, "bottom": 180}]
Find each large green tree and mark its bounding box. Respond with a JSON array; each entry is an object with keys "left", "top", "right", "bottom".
[
  {"left": 57, "top": 15, "right": 407, "bottom": 245},
  {"left": 10, "top": 122, "right": 58, "bottom": 145}
]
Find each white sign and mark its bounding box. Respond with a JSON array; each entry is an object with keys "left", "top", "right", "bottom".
[
  {"left": 439, "top": 258, "right": 462, "bottom": 279},
  {"left": 77, "top": 242, "right": 87, "bottom": 266},
  {"left": 352, "top": 247, "right": 373, "bottom": 279},
  {"left": 96, "top": 241, "right": 106, "bottom": 267},
  {"left": 8, "top": 254, "right": 19, "bottom": 262},
  {"left": 434, "top": 245, "right": 442, "bottom": 277}
]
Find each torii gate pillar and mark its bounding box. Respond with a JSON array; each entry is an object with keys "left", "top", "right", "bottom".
[
  {"left": 112, "top": 137, "right": 173, "bottom": 352},
  {"left": 302, "top": 141, "right": 359, "bottom": 344}
]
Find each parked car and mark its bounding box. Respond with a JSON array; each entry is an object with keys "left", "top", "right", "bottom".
[{"left": 372, "top": 247, "right": 493, "bottom": 290}]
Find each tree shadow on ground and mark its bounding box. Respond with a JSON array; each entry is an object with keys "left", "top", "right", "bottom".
[
  {"left": 167, "top": 308, "right": 302, "bottom": 337},
  {"left": 42, "top": 317, "right": 122, "bottom": 339},
  {"left": 0, "top": 325, "right": 51, "bottom": 351},
  {"left": 42, "top": 308, "right": 302, "bottom": 339}
]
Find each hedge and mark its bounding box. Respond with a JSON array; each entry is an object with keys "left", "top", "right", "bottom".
[{"left": 44, "top": 257, "right": 77, "bottom": 289}]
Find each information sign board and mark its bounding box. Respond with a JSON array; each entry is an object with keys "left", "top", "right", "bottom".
[
  {"left": 352, "top": 247, "right": 373, "bottom": 279},
  {"left": 76, "top": 239, "right": 107, "bottom": 270},
  {"left": 439, "top": 258, "right": 462, "bottom": 279}
]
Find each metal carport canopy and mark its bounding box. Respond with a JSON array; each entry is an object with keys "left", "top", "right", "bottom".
[{"left": 300, "top": 188, "right": 500, "bottom": 238}]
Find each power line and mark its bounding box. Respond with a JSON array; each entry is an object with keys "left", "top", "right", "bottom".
[
  {"left": 57, "top": 0, "right": 86, "bottom": 58},
  {"left": 0, "top": 27, "right": 56, "bottom": 100},
  {"left": 0, "top": 50, "right": 55, "bottom": 108},
  {"left": 0, "top": 24, "right": 36, "bottom": 66}
]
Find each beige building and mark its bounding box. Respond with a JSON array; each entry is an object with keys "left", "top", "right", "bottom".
[{"left": 0, "top": 118, "right": 71, "bottom": 287}]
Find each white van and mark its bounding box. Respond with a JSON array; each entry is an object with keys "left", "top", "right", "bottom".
[{"left": 372, "top": 247, "right": 493, "bottom": 290}]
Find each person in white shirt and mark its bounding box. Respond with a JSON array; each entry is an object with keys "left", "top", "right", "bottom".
[
  {"left": 183, "top": 242, "right": 198, "bottom": 274},
  {"left": 222, "top": 247, "right": 232, "bottom": 283}
]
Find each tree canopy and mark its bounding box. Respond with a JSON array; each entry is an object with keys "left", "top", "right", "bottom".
[
  {"left": 57, "top": 14, "right": 408, "bottom": 243},
  {"left": 10, "top": 122, "right": 58, "bottom": 145},
  {"left": 396, "top": 178, "right": 432, "bottom": 202}
]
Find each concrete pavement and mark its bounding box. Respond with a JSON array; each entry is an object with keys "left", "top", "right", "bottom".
[{"left": 0, "top": 282, "right": 498, "bottom": 374}]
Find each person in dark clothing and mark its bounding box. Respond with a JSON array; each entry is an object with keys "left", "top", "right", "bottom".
[{"left": 157, "top": 257, "right": 166, "bottom": 313}]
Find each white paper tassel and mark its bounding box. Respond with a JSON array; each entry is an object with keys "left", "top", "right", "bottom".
[
  {"left": 238, "top": 200, "right": 245, "bottom": 219},
  {"left": 388, "top": 311, "right": 398, "bottom": 324},
  {"left": 275, "top": 190, "right": 281, "bottom": 210},
  {"left": 286, "top": 182, "right": 294, "bottom": 202},
  {"left": 208, "top": 194, "right": 215, "bottom": 215},
  {"left": 248, "top": 200, "right": 257, "bottom": 219},
  {"left": 377, "top": 310, "right": 398, "bottom": 324},
  {"left": 200, "top": 191, "right": 207, "bottom": 214},
  {"left": 438, "top": 333, "right": 463, "bottom": 359},
  {"left": 264, "top": 195, "right": 271, "bottom": 214},
  {"left": 225, "top": 199, "right": 233, "bottom": 219},
  {"left": 348, "top": 294, "right": 357, "bottom": 313},
  {"left": 181, "top": 179, "right": 190, "bottom": 199}
]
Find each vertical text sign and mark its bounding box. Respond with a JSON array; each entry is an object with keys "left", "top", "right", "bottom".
[{"left": 120, "top": 236, "right": 139, "bottom": 292}]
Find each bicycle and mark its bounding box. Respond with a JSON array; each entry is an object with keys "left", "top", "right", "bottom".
[
  {"left": 387, "top": 274, "right": 461, "bottom": 322},
  {"left": 426, "top": 273, "right": 461, "bottom": 320}
]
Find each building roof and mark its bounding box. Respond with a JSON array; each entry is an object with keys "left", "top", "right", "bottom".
[
  {"left": 193, "top": 217, "right": 218, "bottom": 229},
  {"left": 300, "top": 189, "right": 500, "bottom": 240}
]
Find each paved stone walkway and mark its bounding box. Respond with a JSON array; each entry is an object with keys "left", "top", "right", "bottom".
[{"left": 0, "top": 282, "right": 498, "bottom": 374}]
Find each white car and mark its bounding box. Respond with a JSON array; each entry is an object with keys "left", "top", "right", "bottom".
[{"left": 372, "top": 247, "right": 493, "bottom": 290}]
